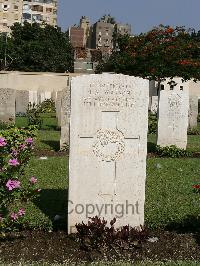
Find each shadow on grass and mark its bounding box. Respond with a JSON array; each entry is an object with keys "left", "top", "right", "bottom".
[
  {"left": 34, "top": 189, "right": 68, "bottom": 230},
  {"left": 165, "top": 215, "right": 200, "bottom": 245},
  {"left": 41, "top": 140, "right": 60, "bottom": 151},
  {"left": 147, "top": 141, "right": 157, "bottom": 153},
  {"left": 42, "top": 125, "right": 60, "bottom": 131}
]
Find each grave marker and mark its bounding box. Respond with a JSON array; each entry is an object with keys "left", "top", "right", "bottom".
[
  {"left": 157, "top": 79, "right": 189, "bottom": 149},
  {"left": 68, "top": 74, "right": 149, "bottom": 233}
]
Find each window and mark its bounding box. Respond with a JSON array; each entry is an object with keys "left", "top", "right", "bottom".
[{"left": 2, "top": 3, "right": 9, "bottom": 11}]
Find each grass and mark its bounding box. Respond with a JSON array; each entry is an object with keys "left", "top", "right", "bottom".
[
  {"left": 36, "top": 130, "right": 60, "bottom": 151},
  {"left": 14, "top": 115, "right": 200, "bottom": 231},
  {"left": 146, "top": 158, "right": 200, "bottom": 230},
  {"left": 16, "top": 113, "right": 58, "bottom": 131},
  {"left": 23, "top": 157, "right": 68, "bottom": 230},
  {"left": 16, "top": 115, "right": 61, "bottom": 151},
  {"left": 21, "top": 156, "right": 200, "bottom": 232},
  {"left": 148, "top": 133, "right": 200, "bottom": 153}
]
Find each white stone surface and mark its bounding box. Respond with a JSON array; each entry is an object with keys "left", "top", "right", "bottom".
[
  {"left": 0, "top": 88, "right": 15, "bottom": 123},
  {"left": 188, "top": 96, "right": 198, "bottom": 128},
  {"left": 56, "top": 91, "right": 62, "bottom": 127},
  {"left": 68, "top": 74, "right": 149, "bottom": 233},
  {"left": 15, "top": 90, "right": 29, "bottom": 114},
  {"left": 150, "top": 96, "right": 158, "bottom": 114},
  {"left": 60, "top": 86, "right": 70, "bottom": 150},
  {"left": 37, "top": 91, "right": 52, "bottom": 104},
  {"left": 29, "top": 91, "right": 38, "bottom": 105},
  {"left": 157, "top": 78, "right": 189, "bottom": 149}
]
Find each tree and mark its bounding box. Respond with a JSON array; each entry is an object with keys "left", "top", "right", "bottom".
[
  {"left": 97, "top": 25, "right": 200, "bottom": 81},
  {"left": 0, "top": 22, "right": 74, "bottom": 72}
]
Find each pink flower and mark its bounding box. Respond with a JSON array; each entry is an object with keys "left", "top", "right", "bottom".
[
  {"left": 8, "top": 159, "right": 20, "bottom": 166},
  {"left": 25, "top": 138, "right": 33, "bottom": 145},
  {"left": 6, "top": 179, "right": 21, "bottom": 191},
  {"left": 18, "top": 208, "right": 25, "bottom": 216},
  {"left": 11, "top": 149, "right": 18, "bottom": 156},
  {"left": 30, "top": 176, "right": 37, "bottom": 184},
  {"left": 10, "top": 213, "right": 18, "bottom": 221},
  {"left": 0, "top": 137, "right": 7, "bottom": 147},
  {"left": 19, "top": 144, "right": 26, "bottom": 150}
]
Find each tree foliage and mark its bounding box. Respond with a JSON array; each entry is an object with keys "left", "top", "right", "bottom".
[
  {"left": 0, "top": 22, "right": 74, "bottom": 72},
  {"left": 97, "top": 25, "right": 200, "bottom": 81}
]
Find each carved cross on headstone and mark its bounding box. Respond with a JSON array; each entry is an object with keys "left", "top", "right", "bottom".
[{"left": 79, "top": 111, "right": 140, "bottom": 200}]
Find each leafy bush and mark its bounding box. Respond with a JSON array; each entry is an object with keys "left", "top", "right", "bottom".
[
  {"left": 156, "top": 145, "right": 191, "bottom": 158},
  {"left": 0, "top": 126, "right": 39, "bottom": 236},
  {"left": 197, "top": 113, "right": 200, "bottom": 123},
  {"left": 26, "top": 103, "right": 43, "bottom": 129},
  {"left": 38, "top": 99, "right": 56, "bottom": 113},
  {"left": 16, "top": 112, "right": 27, "bottom": 117},
  {"left": 148, "top": 113, "right": 157, "bottom": 134},
  {"left": 76, "top": 216, "right": 149, "bottom": 251},
  {"left": 188, "top": 127, "right": 200, "bottom": 135},
  {"left": 0, "top": 122, "right": 9, "bottom": 130},
  {"left": 26, "top": 100, "right": 56, "bottom": 128}
]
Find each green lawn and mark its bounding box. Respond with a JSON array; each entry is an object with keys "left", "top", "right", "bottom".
[
  {"left": 148, "top": 134, "right": 200, "bottom": 153},
  {"left": 23, "top": 157, "right": 68, "bottom": 230},
  {"left": 36, "top": 130, "right": 60, "bottom": 151},
  {"left": 22, "top": 156, "right": 200, "bottom": 232},
  {"left": 16, "top": 113, "right": 58, "bottom": 131},
  {"left": 14, "top": 115, "right": 200, "bottom": 232}
]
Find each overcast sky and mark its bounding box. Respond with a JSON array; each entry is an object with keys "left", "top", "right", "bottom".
[{"left": 57, "top": 0, "right": 200, "bottom": 34}]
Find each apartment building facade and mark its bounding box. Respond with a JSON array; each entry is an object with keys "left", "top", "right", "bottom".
[
  {"left": 0, "top": 0, "right": 57, "bottom": 33},
  {"left": 0, "top": 0, "right": 23, "bottom": 33},
  {"left": 22, "top": 0, "right": 57, "bottom": 27}
]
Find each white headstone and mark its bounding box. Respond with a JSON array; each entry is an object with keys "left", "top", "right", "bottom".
[
  {"left": 188, "top": 96, "right": 198, "bottom": 128},
  {"left": 15, "top": 90, "right": 29, "bottom": 114},
  {"left": 60, "top": 87, "right": 70, "bottom": 150},
  {"left": 68, "top": 74, "right": 149, "bottom": 233},
  {"left": 0, "top": 88, "right": 15, "bottom": 123},
  {"left": 157, "top": 79, "right": 189, "bottom": 149},
  {"left": 55, "top": 91, "right": 62, "bottom": 127},
  {"left": 150, "top": 96, "right": 158, "bottom": 114},
  {"left": 37, "top": 91, "right": 52, "bottom": 104},
  {"left": 29, "top": 91, "right": 38, "bottom": 105}
]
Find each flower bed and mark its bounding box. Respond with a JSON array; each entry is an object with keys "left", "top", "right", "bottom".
[{"left": 0, "top": 126, "right": 40, "bottom": 235}]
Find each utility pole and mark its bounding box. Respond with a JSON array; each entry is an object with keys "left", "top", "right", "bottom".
[{"left": 4, "top": 32, "right": 8, "bottom": 69}]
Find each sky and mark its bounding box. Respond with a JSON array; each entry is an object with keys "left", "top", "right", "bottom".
[{"left": 57, "top": 0, "right": 200, "bottom": 34}]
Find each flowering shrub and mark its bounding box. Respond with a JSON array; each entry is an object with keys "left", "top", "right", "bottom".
[
  {"left": 0, "top": 126, "right": 39, "bottom": 235},
  {"left": 97, "top": 25, "right": 200, "bottom": 81}
]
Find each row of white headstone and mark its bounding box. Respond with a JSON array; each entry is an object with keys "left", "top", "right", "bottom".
[
  {"left": 67, "top": 74, "right": 197, "bottom": 233},
  {"left": 0, "top": 89, "right": 53, "bottom": 122},
  {"left": 0, "top": 74, "right": 198, "bottom": 232}
]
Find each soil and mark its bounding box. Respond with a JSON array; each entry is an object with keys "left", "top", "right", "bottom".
[{"left": 0, "top": 230, "right": 200, "bottom": 264}]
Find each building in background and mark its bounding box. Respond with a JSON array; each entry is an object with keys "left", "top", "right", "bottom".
[
  {"left": 79, "top": 16, "right": 91, "bottom": 47},
  {"left": 22, "top": 0, "right": 57, "bottom": 27},
  {"left": 0, "top": 0, "right": 57, "bottom": 33},
  {"left": 68, "top": 26, "right": 84, "bottom": 48},
  {"left": 68, "top": 15, "right": 131, "bottom": 57},
  {"left": 91, "top": 15, "right": 115, "bottom": 56},
  {"left": 0, "top": 0, "right": 23, "bottom": 33}
]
